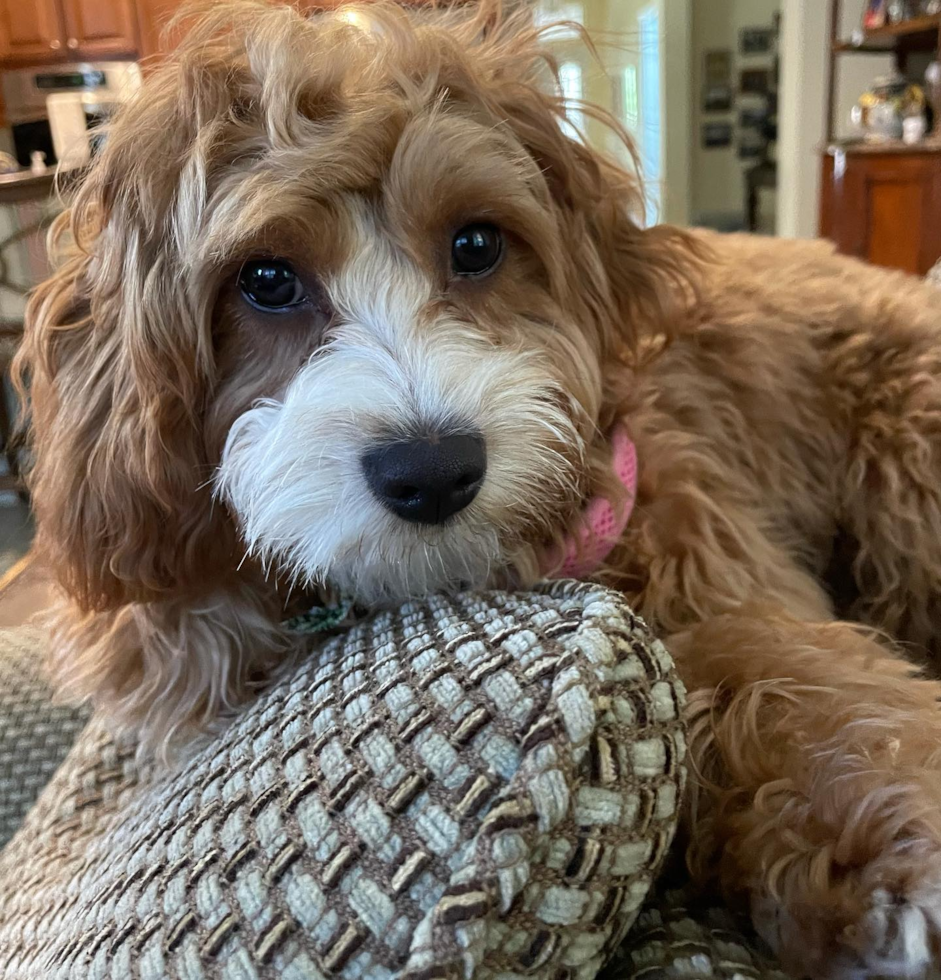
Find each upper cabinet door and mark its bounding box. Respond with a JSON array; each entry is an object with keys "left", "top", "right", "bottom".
[
  {"left": 60, "top": 0, "right": 139, "bottom": 57},
  {"left": 135, "top": 0, "right": 183, "bottom": 61},
  {"left": 0, "top": 0, "right": 66, "bottom": 64}
]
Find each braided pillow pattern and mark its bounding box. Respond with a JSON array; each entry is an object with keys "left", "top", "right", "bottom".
[
  {"left": 0, "top": 624, "right": 90, "bottom": 847},
  {"left": 0, "top": 583, "right": 686, "bottom": 980}
]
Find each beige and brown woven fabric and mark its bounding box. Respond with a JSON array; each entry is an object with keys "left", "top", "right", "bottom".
[
  {"left": 601, "top": 876, "right": 791, "bottom": 980},
  {"left": 0, "top": 623, "right": 89, "bottom": 847},
  {"left": 0, "top": 583, "right": 687, "bottom": 980}
]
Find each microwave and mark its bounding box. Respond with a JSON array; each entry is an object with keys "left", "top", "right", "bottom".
[{"left": 1, "top": 62, "right": 141, "bottom": 169}]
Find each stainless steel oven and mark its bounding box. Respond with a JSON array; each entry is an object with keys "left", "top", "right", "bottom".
[{"left": 1, "top": 62, "right": 140, "bottom": 169}]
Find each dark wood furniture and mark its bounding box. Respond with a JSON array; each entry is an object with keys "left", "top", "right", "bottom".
[
  {"left": 821, "top": 146, "right": 941, "bottom": 275},
  {"left": 820, "top": 2, "right": 941, "bottom": 275}
]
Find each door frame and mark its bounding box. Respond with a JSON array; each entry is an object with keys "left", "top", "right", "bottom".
[
  {"left": 658, "top": 0, "right": 692, "bottom": 226},
  {"left": 778, "top": 0, "right": 830, "bottom": 238}
]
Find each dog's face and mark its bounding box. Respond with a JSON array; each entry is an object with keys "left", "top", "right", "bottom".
[
  {"left": 209, "top": 92, "right": 607, "bottom": 603},
  {"left": 23, "top": 0, "right": 686, "bottom": 613}
]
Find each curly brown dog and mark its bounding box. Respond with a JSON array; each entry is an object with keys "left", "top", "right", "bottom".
[{"left": 16, "top": 3, "right": 941, "bottom": 976}]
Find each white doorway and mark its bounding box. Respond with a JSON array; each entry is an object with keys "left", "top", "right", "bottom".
[{"left": 535, "top": 0, "right": 692, "bottom": 226}]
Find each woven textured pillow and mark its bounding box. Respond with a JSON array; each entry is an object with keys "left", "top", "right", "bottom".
[
  {"left": 0, "top": 624, "right": 90, "bottom": 847},
  {"left": 600, "top": 876, "right": 791, "bottom": 980},
  {"left": 0, "top": 583, "right": 686, "bottom": 980}
]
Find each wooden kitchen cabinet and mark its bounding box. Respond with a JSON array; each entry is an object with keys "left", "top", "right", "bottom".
[
  {"left": 0, "top": 0, "right": 139, "bottom": 65},
  {"left": 820, "top": 148, "right": 941, "bottom": 277},
  {"left": 136, "top": 0, "right": 181, "bottom": 60},
  {"left": 0, "top": 0, "right": 67, "bottom": 62},
  {"left": 62, "top": 0, "right": 139, "bottom": 57}
]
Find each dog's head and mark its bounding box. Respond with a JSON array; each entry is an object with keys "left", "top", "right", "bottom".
[{"left": 19, "top": 0, "right": 693, "bottom": 741}]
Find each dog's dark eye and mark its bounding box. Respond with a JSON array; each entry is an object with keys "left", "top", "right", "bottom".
[
  {"left": 238, "top": 259, "right": 306, "bottom": 311},
  {"left": 451, "top": 224, "right": 504, "bottom": 277}
]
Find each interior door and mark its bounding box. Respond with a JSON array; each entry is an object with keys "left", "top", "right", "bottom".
[{"left": 60, "top": 0, "right": 139, "bottom": 58}]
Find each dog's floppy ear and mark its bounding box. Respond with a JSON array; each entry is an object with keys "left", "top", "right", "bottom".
[
  {"left": 13, "top": 7, "right": 298, "bottom": 751},
  {"left": 17, "top": 53, "right": 241, "bottom": 614},
  {"left": 18, "top": 0, "right": 330, "bottom": 612}
]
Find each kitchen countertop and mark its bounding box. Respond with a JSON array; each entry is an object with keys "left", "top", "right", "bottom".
[{"left": 0, "top": 165, "right": 85, "bottom": 204}]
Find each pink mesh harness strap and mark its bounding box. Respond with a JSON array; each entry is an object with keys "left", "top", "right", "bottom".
[{"left": 544, "top": 425, "right": 638, "bottom": 580}]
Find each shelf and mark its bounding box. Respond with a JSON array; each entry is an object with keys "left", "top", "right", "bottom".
[
  {"left": 833, "top": 13, "right": 941, "bottom": 52},
  {"left": 822, "top": 137, "right": 941, "bottom": 155}
]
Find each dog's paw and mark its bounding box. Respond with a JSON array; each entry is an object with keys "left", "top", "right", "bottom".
[{"left": 752, "top": 851, "right": 941, "bottom": 980}]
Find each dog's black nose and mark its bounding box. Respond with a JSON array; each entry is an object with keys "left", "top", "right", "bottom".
[{"left": 362, "top": 434, "right": 487, "bottom": 525}]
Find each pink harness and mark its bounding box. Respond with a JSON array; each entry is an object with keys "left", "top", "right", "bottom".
[{"left": 545, "top": 425, "right": 638, "bottom": 579}]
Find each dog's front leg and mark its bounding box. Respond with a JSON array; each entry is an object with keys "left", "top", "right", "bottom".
[{"left": 667, "top": 608, "right": 941, "bottom": 980}]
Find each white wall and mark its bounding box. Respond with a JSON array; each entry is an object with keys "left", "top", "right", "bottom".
[
  {"left": 776, "top": 0, "right": 826, "bottom": 237},
  {"left": 777, "top": 0, "right": 891, "bottom": 238},
  {"left": 690, "top": 0, "right": 780, "bottom": 228}
]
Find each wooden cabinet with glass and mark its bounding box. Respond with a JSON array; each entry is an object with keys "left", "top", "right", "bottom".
[{"left": 820, "top": 0, "right": 941, "bottom": 275}]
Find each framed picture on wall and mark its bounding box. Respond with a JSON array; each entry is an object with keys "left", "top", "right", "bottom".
[
  {"left": 704, "top": 50, "right": 732, "bottom": 84},
  {"left": 740, "top": 69, "right": 770, "bottom": 95},
  {"left": 703, "top": 122, "right": 733, "bottom": 148},
  {"left": 740, "top": 28, "right": 773, "bottom": 55},
  {"left": 703, "top": 83, "right": 733, "bottom": 112},
  {"left": 703, "top": 51, "right": 732, "bottom": 111},
  {"left": 740, "top": 106, "right": 768, "bottom": 129}
]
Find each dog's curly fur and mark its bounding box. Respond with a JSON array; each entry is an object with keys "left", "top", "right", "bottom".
[{"left": 15, "top": 2, "right": 941, "bottom": 976}]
